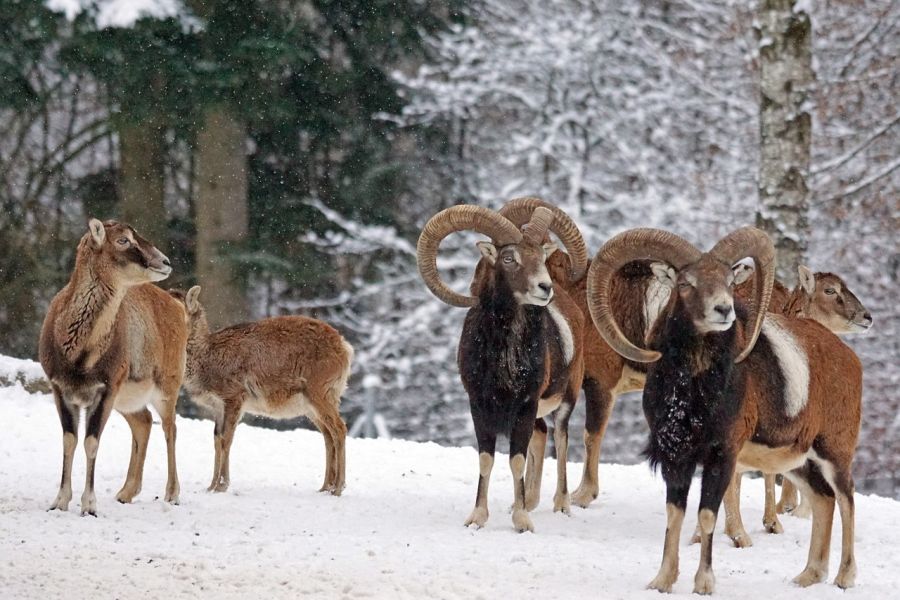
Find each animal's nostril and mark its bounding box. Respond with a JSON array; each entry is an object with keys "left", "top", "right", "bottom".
[
  {"left": 162, "top": 258, "right": 171, "bottom": 267},
  {"left": 863, "top": 312, "right": 872, "bottom": 322},
  {"left": 714, "top": 304, "right": 732, "bottom": 317},
  {"left": 538, "top": 282, "right": 552, "bottom": 295}
]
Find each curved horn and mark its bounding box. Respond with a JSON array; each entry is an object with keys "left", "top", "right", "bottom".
[
  {"left": 499, "top": 197, "right": 589, "bottom": 281},
  {"left": 587, "top": 228, "right": 702, "bottom": 363},
  {"left": 523, "top": 206, "right": 553, "bottom": 243},
  {"left": 708, "top": 226, "right": 775, "bottom": 363},
  {"left": 417, "top": 205, "right": 523, "bottom": 307}
]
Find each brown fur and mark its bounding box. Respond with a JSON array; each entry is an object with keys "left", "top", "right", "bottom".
[
  {"left": 39, "top": 219, "right": 186, "bottom": 515},
  {"left": 176, "top": 286, "right": 352, "bottom": 496},
  {"left": 459, "top": 236, "right": 584, "bottom": 531},
  {"left": 547, "top": 247, "right": 868, "bottom": 509},
  {"left": 724, "top": 267, "right": 871, "bottom": 540},
  {"left": 643, "top": 254, "right": 862, "bottom": 593}
]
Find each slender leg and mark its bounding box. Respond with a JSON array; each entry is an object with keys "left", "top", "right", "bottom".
[
  {"left": 318, "top": 409, "right": 347, "bottom": 495},
  {"left": 213, "top": 401, "right": 242, "bottom": 493},
  {"left": 831, "top": 469, "right": 857, "bottom": 589},
  {"left": 693, "top": 455, "right": 736, "bottom": 595},
  {"left": 331, "top": 413, "right": 347, "bottom": 495},
  {"left": 464, "top": 411, "right": 496, "bottom": 529},
  {"left": 777, "top": 476, "right": 800, "bottom": 514},
  {"left": 310, "top": 413, "right": 336, "bottom": 492},
  {"left": 49, "top": 390, "right": 79, "bottom": 512},
  {"left": 208, "top": 410, "right": 224, "bottom": 491},
  {"left": 552, "top": 399, "right": 575, "bottom": 514},
  {"left": 80, "top": 393, "right": 116, "bottom": 516},
  {"left": 572, "top": 378, "right": 614, "bottom": 508},
  {"left": 524, "top": 419, "right": 547, "bottom": 511},
  {"left": 158, "top": 398, "right": 180, "bottom": 504},
  {"left": 116, "top": 408, "right": 152, "bottom": 503},
  {"left": 763, "top": 473, "right": 784, "bottom": 533},
  {"left": 509, "top": 404, "right": 537, "bottom": 532},
  {"left": 788, "top": 464, "right": 835, "bottom": 587},
  {"left": 722, "top": 471, "right": 753, "bottom": 547},
  {"left": 648, "top": 481, "right": 691, "bottom": 593}
]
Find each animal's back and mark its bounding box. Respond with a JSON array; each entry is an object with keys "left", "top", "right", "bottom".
[{"left": 209, "top": 315, "right": 349, "bottom": 383}]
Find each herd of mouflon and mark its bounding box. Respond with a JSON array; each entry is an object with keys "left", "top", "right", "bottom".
[{"left": 39, "top": 200, "right": 872, "bottom": 595}]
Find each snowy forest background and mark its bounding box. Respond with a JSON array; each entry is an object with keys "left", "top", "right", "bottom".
[{"left": 1, "top": 1, "right": 897, "bottom": 496}]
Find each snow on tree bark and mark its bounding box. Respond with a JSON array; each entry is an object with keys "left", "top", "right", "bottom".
[{"left": 756, "top": 0, "right": 814, "bottom": 287}]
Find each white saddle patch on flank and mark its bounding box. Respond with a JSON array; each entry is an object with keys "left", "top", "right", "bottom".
[
  {"left": 643, "top": 279, "right": 672, "bottom": 339},
  {"left": 761, "top": 315, "right": 810, "bottom": 418},
  {"left": 547, "top": 301, "right": 574, "bottom": 365}
]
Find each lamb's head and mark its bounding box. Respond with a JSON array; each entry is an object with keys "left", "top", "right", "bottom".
[
  {"left": 169, "top": 285, "right": 209, "bottom": 339},
  {"left": 587, "top": 227, "right": 775, "bottom": 364},
  {"left": 417, "top": 202, "right": 587, "bottom": 308},
  {"left": 78, "top": 218, "right": 172, "bottom": 285}
]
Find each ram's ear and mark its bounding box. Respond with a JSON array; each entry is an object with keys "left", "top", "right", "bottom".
[
  {"left": 732, "top": 259, "right": 755, "bottom": 285},
  {"left": 650, "top": 262, "right": 677, "bottom": 288},
  {"left": 798, "top": 265, "right": 815, "bottom": 295},
  {"left": 88, "top": 218, "right": 106, "bottom": 248},
  {"left": 476, "top": 241, "right": 498, "bottom": 265},
  {"left": 542, "top": 242, "right": 558, "bottom": 258},
  {"left": 185, "top": 286, "right": 202, "bottom": 314}
]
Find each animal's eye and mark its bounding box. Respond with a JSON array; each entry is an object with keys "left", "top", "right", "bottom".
[
  {"left": 502, "top": 255, "right": 515, "bottom": 264},
  {"left": 117, "top": 237, "right": 129, "bottom": 246},
  {"left": 678, "top": 281, "right": 692, "bottom": 289},
  {"left": 824, "top": 288, "right": 836, "bottom": 295}
]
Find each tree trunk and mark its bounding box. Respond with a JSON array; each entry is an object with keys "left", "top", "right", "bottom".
[
  {"left": 756, "top": 0, "right": 814, "bottom": 287},
  {"left": 119, "top": 114, "right": 167, "bottom": 244},
  {"left": 194, "top": 104, "right": 249, "bottom": 328}
]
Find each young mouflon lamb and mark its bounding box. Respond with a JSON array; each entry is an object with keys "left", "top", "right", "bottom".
[{"left": 174, "top": 286, "right": 352, "bottom": 495}]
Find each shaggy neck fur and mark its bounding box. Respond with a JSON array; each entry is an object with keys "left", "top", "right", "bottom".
[
  {"left": 54, "top": 244, "right": 126, "bottom": 364},
  {"left": 644, "top": 299, "right": 742, "bottom": 485},
  {"left": 458, "top": 267, "right": 547, "bottom": 430}
]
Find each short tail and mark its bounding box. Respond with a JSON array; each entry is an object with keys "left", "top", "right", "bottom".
[{"left": 325, "top": 338, "right": 354, "bottom": 407}]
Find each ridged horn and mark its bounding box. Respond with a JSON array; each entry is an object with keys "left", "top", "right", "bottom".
[
  {"left": 417, "top": 205, "right": 523, "bottom": 307},
  {"left": 587, "top": 228, "right": 702, "bottom": 363},
  {"left": 498, "top": 197, "right": 589, "bottom": 281},
  {"left": 708, "top": 227, "right": 775, "bottom": 363},
  {"left": 522, "top": 206, "right": 553, "bottom": 243}
]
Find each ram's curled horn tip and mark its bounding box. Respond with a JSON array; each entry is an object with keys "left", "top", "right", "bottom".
[
  {"left": 709, "top": 227, "right": 775, "bottom": 364},
  {"left": 523, "top": 206, "right": 554, "bottom": 243},
  {"left": 416, "top": 205, "right": 523, "bottom": 308},
  {"left": 497, "top": 197, "right": 588, "bottom": 282},
  {"left": 587, "top": 228, "right": 702, "bottom": 363}
]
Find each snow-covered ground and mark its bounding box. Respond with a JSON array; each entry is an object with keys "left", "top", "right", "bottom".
[{"left": 1, "top": 364, "right": 898, "bottom": 599}]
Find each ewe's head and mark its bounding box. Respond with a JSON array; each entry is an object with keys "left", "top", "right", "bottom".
[
  {"left": 79, "top": 218, "right": 172, "bottom": 285},
  {"left": 588, "top": 227, "right": 775, "bottom": 364},
  {"left": 795, "top": 266, "right": 872, "bottom": 334},
  {"left": 417, "top": 201, "right": 587, "bottom": 308}
]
